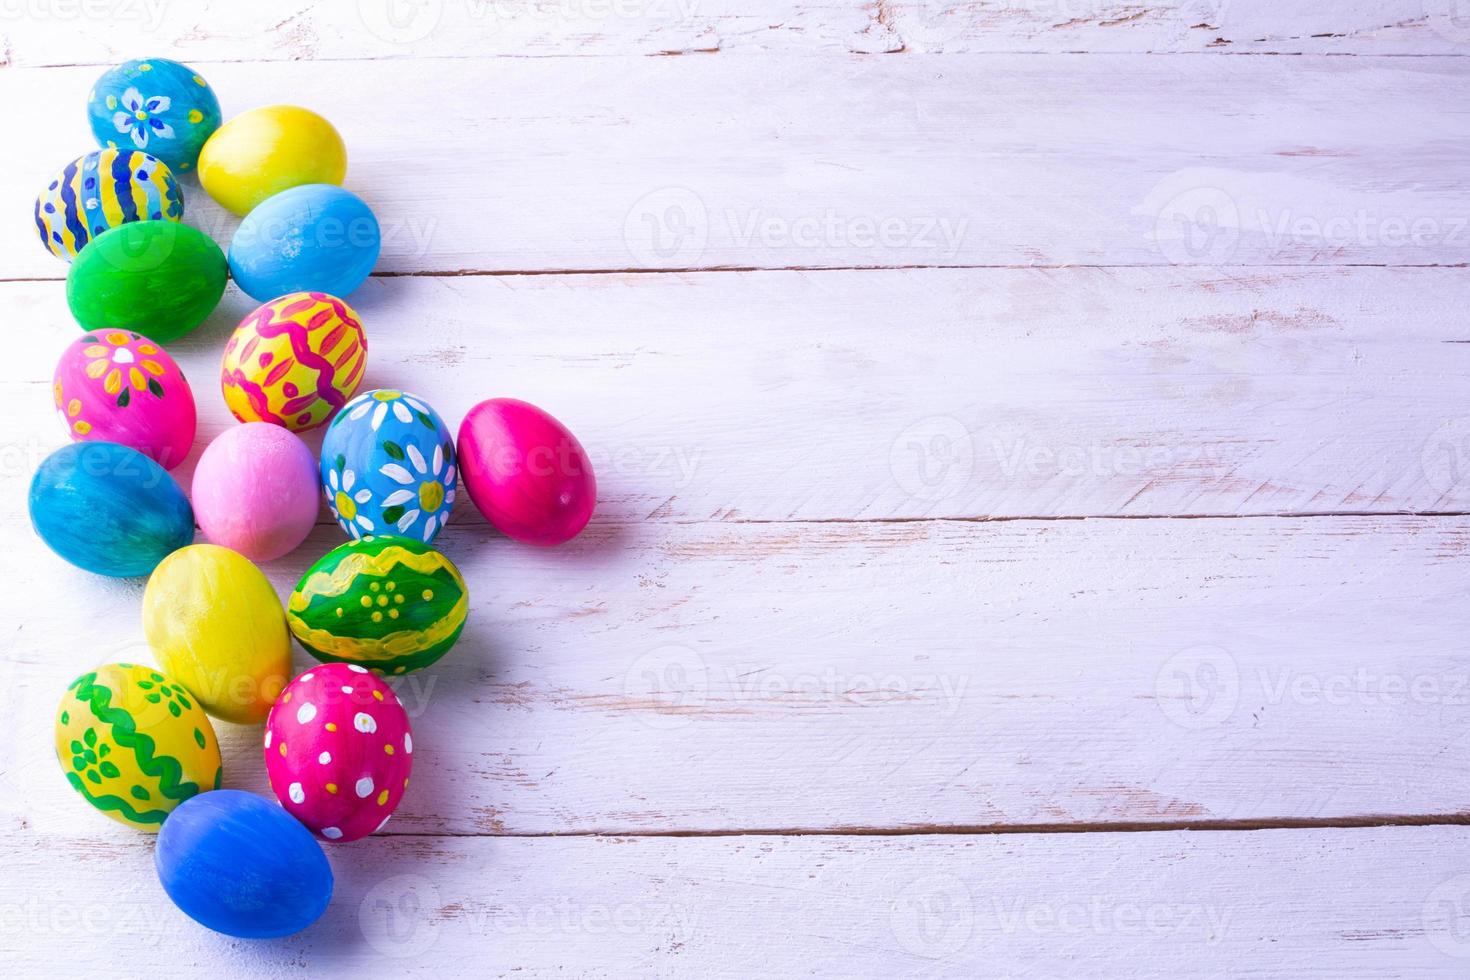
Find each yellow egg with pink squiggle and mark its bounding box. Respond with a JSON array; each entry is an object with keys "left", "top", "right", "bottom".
[{"left": 220, "top": 291, "right": 367, "bottom": 432}]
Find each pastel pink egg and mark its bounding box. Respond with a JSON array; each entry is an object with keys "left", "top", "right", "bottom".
[
  {"left": 52, "top": 330, "right": 196, "bottom": 469},
  {"left": 456, "top": 398, "right": 596, "bottom": 546},
  {"left": 263, "top": 663, "right": 412, "bottom": 843},
  {"left": 193, "top": 422, "right": 319, "bottom": 562}
]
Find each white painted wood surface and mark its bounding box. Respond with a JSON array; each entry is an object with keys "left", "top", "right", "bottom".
[
  {"left": 9, "top": 827, "right": 1470, "bottom": 976},
  {"left": 3, "top": 2, "right": 1469, "bottom": 976},
  {"left": 5, "top": 52, "right": 1470, "bottom": 276},
  {"left": 3, "top": 0, "right": 1468, "bottom": 62}
]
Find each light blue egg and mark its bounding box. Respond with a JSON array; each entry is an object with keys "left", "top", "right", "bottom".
[
  {"left": 320, "top": 390, "right": 457, "bottom": 543},
  {"left": 29, "top": 442, "right": 194, "bottom": 577},
  {"left": 155, "top": 790, "right": 333, "bottom": 939},
  {"left": 87, "top": 59, "right": 221, "bottom": 173},
  {"left": 228, "top": 184, "right": 380, "bottom": 302}
]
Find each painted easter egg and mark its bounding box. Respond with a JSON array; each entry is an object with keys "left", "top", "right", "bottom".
[
  {"left": 264, "top": 663, "right": 413, "bottom": 842},
  {"left": 155, "top": 790, "right": 333, "bottom": 938},
  {"left": 143, "top": 545, "right": 292, "bottom": 724},
  {"left": 198, "top": 105, "right": 347, "bottom": 215},
  {"left": 34, "top": 148, "right": 183, "bottom": 261},
  {"left": 193, "top": 423, "right": 319, "bottom": 562},
  {"left": 321, "top": 390, "right": 457, "bottom": 544},
  {"left": 457, "top": 398, "right": 597, "bottom": 546},
  {"left": 52, "top": 330, "right": 196, "bottom": 469},
  {"left": 228, "top": 184, "right": 380, "bottom": 302},
  {"left": 29, "top": 442, "right": 194, "bottom": 577},
  {"left": 87, "top": 58, "right": 221, "bottom": 173},
  {"left": 54, "top": 663, "right": 222, "bottom": 831},
  {"left": 220, "top": 291, "right": 368, "bottom": 432},
  {"left": 288, "top": 536, "right": 468, "bottom": 675},
  {"left": 66, "top": 221, "right": 227, "bottom": 341}
]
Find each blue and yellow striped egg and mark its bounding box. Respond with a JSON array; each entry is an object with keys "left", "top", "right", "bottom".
[
  {"left": 34, "top": 149, "right": 184, "bottom": 261},
  {"left": 54, "top": 663, "right": 222, "bottom": 831}
]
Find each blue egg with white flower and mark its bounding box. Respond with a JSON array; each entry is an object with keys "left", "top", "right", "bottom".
[
  {"left": 320, "top": 390, "right": 457, "bottom": 543},
  {"left": 88, "top": 58, "right": 221, "bottom": 173}
]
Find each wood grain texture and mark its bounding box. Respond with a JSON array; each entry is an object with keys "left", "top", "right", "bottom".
[
  {"left": 7, "top": 514, "right": 1470, "bottom": 836},
  {"left": 5, "top": 53, "right": 1470, "bottom": 277},
  {"left": 6, "top": 827, "right": 1470, "bottom": 976},
  {"left": 6, "top": 267, "right": 1470, "bottom": 523},
  {"left": 1, "top": 0, "right": 1465, "bottom": 63}
]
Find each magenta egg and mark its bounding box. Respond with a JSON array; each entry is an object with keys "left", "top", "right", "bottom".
[
  {"left": 193, "top": 422, "right": 320, "bottom": 562},
  {"left": 52, "top": 330, "right": 196, "bottom": 469},
  {"left": 263, "top": 663, "right": 412, "bottom": 843},
  {"left": 456, "top": 398, "right": 596, "bottom": 546}
]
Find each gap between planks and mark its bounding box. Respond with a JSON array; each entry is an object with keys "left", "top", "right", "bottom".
[
  {"left": 11, "top": 52, "right": 1470, "bottom": 70},
  {"left": 372, "top": 813, "right": 1470, "bottom": 839},
  {"left": 7, "top": 262, "right": 1470, "bottom": 284}
]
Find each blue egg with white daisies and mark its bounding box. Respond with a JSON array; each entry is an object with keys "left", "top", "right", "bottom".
[
  {"left": 321, "top": 389, "right": 457, "bottom": 543},
  {"left": 87, "top": 58, "right": 221, "bottom": 173},
  {"left": 228, "top": 184, "right": 380, "bottom": 302},
  {"left": 155, "top": 790, "right": 333, "bottom": 939},
  {"left": 29, "top": 441, "right": 194, "bottom": 577}
]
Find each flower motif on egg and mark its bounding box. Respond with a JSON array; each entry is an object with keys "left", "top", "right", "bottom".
[
  {"left": 111, "top": 87, "right": 175, "bottom": 149},
  {"left": 75, "top": 330, "right": 171, "bottom": 408},
  {"left": 321, "top": 389, "right": 457, "bottom": 544},
  {"left": 324, "top": 462, "right": 376, "bottom": 538}
]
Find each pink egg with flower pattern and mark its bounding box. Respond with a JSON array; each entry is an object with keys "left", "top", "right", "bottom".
[
  {"left": 52, "top": 330, "right": 196, "bottom": 469},
  {"left": 263, "top": 662, "right": 412, "bottom": 842}
]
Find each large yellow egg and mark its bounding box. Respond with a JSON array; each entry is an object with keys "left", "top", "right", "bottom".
[
  {"left": 143, "top": 544, "right": 292, "bottom": 724},
  {"left": 197, "top": 105, "right": 347, "bottom": 215},
  {"left": 55, "top": 663, "right": 222, "bottom": 830}
]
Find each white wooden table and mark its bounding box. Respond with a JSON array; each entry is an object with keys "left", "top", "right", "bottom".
[{"left": 4, "top": 2, "right": 1470, "bottom": 975}]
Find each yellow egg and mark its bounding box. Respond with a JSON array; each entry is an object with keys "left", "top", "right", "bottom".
[
  {"left": 197, "top": 105, "right": 347, "bottom": 215},
  {"left": 143, "top": 544, "right": 292, "bottom": 723},
  {"left": 54, "top": 663, "right": 222, "bottom": 830}
]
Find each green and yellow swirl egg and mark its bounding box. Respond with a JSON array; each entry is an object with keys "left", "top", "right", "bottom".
[
  {"left": 54, "top": 663, "right": 222, "bottom": 830},
  {"left": 288, "top": 535, "right": 468, "bottom": 674}
]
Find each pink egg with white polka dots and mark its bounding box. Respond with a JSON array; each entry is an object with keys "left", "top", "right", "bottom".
[{"left": 263, "top": 662, "right": 412, "bottom": 843}]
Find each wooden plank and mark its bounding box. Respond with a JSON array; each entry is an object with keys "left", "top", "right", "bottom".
[
  {"left": 4, "top": 54, "right": 1469, "bottom": 277},
  {"left": 4, "top": 267, "right": 1470, "bottom": 522},
  {"left": 7, "top": 514, "right": 1470, "bottom": 836},
  {"left": 4, "top": 827, "right": 1468, "bottom": 974},
  {"left": 0, "top": 0, "right": 1463, "bottom": 65}
]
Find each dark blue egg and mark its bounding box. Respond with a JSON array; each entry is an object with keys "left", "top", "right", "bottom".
[
  {"left": 29, "top": 441, "right": 194, "bottom": 577},
  {"left": 228, "top": 184, "right": 380, "bottom": 302},
  {"left": 155, "top": 790, "right": 333, "bottom": 939}
]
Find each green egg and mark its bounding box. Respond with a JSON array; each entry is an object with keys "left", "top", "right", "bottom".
[{"left": 66, "top": 221, "right": 227, "bottom": 342}]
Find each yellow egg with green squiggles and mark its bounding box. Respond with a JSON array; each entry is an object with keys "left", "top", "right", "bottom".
[{"left": 54, "top": 663, "right": 222, "bottom": 830}]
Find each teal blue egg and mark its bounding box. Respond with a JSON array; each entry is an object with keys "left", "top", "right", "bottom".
[
  {"left": 29, "top": 442, "right": 194, "bottom": 577},
  {"left": 88, "top": 58, "right": 221, "bottom": 173}
]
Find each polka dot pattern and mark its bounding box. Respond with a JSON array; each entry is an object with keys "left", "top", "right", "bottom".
[{"left": 262, "top": 662, "right": 412, "bottom": 843}]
